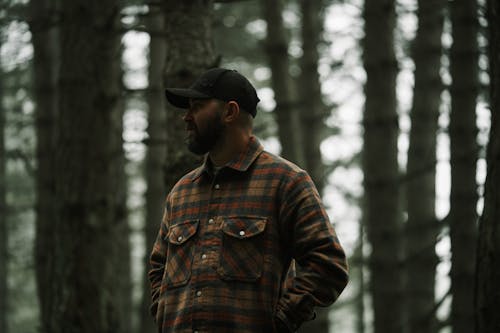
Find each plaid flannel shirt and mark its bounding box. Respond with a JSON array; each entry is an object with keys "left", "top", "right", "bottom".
[{"left": 149, "top": 136, "right": 348, "bottom": 333}]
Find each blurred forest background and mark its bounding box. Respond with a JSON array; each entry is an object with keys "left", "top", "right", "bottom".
[{"left": 1, "top": 0, "right": 500, "bottom": 333}]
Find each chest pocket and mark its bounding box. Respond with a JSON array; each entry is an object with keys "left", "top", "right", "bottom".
[
  {"left": 165, "top": 219, "right": 199, "bottom": 288},
  {"left": 217, "top": 216, "right": 267, "bottom": 282}
]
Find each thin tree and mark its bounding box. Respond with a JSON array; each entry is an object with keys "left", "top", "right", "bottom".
[
  {"left": 297, "top": 0, "right": 329, "bottom": 193},
  {"left": 28, "top": 0, "right": 59, "bottom": 328},
  {"left": 140, "top": 5, "right": 167, "bottom": 333},
  {"left": 355, "top": 223, "right": 365, "bottom": 333},
  {"left": 0, "top": 35, "right": 8, "bottom": 333},
  {"left": 261, "top": 0, "right": 305, "bottom": 166},
  {"left": 449, "top": 0, "right": 479, "bottom": 332},
  {"left": 405, "top": 1, "right": 445, "bottom": 332},
  {"left": 296, "top": 0, "right": 331, "bottom": 331},
  {"left": 475, "top": 0, "right": 500, "bottom": 331},
  {"left": 113, "top": 86, "right": 133, "bottom": 333},
  {"left": 362, "top": 0, "right": 404, "bottom": 332},
  {"left": 40, "top": 0, "right": 126, "bottom": 331}
]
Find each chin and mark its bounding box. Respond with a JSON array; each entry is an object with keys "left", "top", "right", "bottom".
[{"left": 187, "top": 142, "right": 209, "bottom": 155}]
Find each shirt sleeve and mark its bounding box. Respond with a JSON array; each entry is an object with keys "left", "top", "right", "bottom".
[
  {"left": 275, "top": 170, "right": 349, "bottom": 331},
  {"left": 148, "top": 198, "right": 170, "bottom": 320}
]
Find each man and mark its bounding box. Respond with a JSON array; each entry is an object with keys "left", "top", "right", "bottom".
[{"left": 149, "top": 68, "right": 348, "bottom": 333}]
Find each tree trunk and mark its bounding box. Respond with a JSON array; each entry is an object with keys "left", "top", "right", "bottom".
[
  {"left": 261, "top": 0, "right": 305, "bottom": 166},
  {"left": 297, "top": 0, "right": 329, "bottom": 193},
  {"left": 405, "top": 1, "right": 445, "bottom": 332},
  {"left": 28, "top": 0, "right": 59, "bottom": 329},
  {"left": 140, "top": 5, "right": 167, "bottom": 333},
  {"left": 112, "top": 103, "right": 132, "bottom": 333},
  {"left": 161, "top": 0, "right": 217, "bottom": 192},
  {"left": 362, "top": 0, "right": 404, "bottom": 332},
  {"left": 449, "top": 0, "right": 479, "bottom": 332},
  {"left": 475, "top": 0, "right": 500, "bottom": 331},
  {"left": 296, "top": 1, "right": 330, "bottom": 331},
  {"left": 40, "top": 0, "right": 126, "bottom": 331},
  {"left": 0, "top": 42, "right": 8, "bottom": 333}
]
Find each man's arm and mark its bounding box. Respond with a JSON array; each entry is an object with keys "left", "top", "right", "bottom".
[
  {"left": 148, "top": 201, "right": 170, "bottom": 320},
  {"left": 276, "top": 170, "right": 349, "bottom": 331}
]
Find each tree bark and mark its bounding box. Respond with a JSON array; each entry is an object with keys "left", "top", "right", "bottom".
[
  {"left": 140, "top": 5, "right": 167, "bottom": 333},
  {"left": 28, "top": 0, "right": 59, "bottom": 329},
  {"left": 297, "top": 0, "right": 329, "bottom": 193},
  {"left": 40, "top": 0, "right": 127, "bottom": 331},
  {"left": 113, "top": 103, "right": 132, "bottom": 333},
  {"left": 362, "top": 0, "right": 404, "bottom": 332},
  {"left": 161, "top": 0, "right": 217, "bottom": 193},
  {"left": 475, "top": 0, "right": 500, "bottom": 332},
  {"left": 296, "top": 1, "right": 330, "bottom": 332},
  {"left": 0, "top": 40, "right": 8, "bottom": 333},
  {"left": 405, "top": 1, "right": 445, "bottom": 332},
  {"left": 449, "top": 0, "right": 479, "bottom": 332},
  {"left": 355, "top": 222, "right": 365, "bottom": 333},
  {"left": 261, "top": 0, "right": 305, "bottom": 166}
]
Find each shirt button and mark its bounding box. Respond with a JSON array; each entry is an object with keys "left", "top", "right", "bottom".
[
  {"left": 214, "top": 184, "right": 220, "bottom": 189},
  {"left": 208, "top": 218, "right": 214, "bottom": 224},
  {"left": 201, "top": 254, "right": 207, "bottom": 259},
  {"left": 196, "top": 290, "right": 202, "bottom": 297},
  {"left": 177, "top": 236, "right": 183, "bottom": 242},
  {"left": 239, "top": 230, "right": 245, "bottom": 237}
]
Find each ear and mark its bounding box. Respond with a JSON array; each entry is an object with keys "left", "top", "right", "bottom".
[{"left": 222, "top": 101, "right": 240, "bottom": 123}]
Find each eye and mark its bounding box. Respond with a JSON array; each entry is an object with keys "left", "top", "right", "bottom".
[
  {"left": 190, "top": 100, "right": 209, "bottom": 111},
  {"left": 189, "top": 102, "right": 201, "bottom": 111}
]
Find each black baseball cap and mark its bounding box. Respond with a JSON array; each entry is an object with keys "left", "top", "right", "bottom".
[{"left": 165, "top": 68, "right": 260, "bottom": 117}]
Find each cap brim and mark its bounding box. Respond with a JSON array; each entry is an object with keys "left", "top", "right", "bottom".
[{"left": 164, "top": 88, "right": 211, "bottom": 109}]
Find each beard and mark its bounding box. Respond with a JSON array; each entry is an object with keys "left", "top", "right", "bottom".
[{"left": 185, "top": 111, "right": 225, "bottom": 155}]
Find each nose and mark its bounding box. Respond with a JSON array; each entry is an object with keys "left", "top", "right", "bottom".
[{"left": 182, "top": 109, "right": 193, "bottom": 122}]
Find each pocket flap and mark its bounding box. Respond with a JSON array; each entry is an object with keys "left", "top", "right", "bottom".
[
  {"left": 222, "top": 217, "right": 267, "bottom": 239},
  {"left": 167, "top": 219, "right": 199, "bottom": 245}
]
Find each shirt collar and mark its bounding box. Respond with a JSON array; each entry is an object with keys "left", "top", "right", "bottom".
[{"left": 191, "top": 136, "right": 264, "bottom": 181}]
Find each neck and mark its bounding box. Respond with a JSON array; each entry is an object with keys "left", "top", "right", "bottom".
[{"left": 209, "top": 131, "right": 251, "bottom": 166}]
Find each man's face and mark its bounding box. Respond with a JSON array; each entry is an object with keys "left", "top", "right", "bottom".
[{"left": 183, "top": 99, "right": 225, "bottom": 155}]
